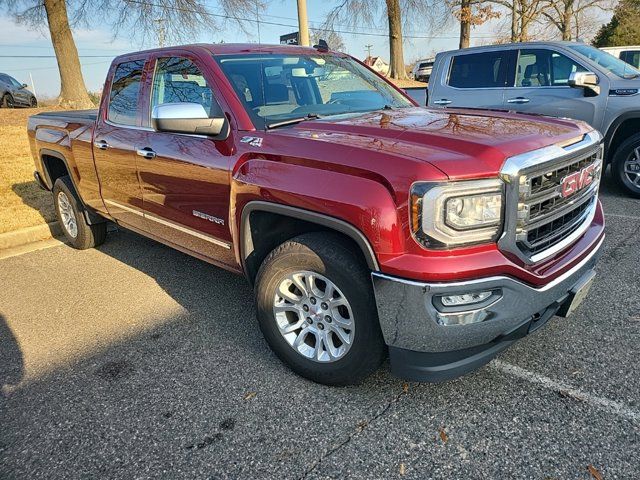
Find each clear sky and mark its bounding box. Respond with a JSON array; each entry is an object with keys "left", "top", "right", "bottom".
[{"left": 0, "top": 0, "right": 607, "bottom": 98}]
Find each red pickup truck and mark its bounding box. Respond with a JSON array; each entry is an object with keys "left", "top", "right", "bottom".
[{"left": 29, "top": 43, "right": 605, "bottom": 385}]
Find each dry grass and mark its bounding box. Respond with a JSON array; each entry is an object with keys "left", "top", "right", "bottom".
[
  {"left": 388, "top": 78, "right": 428, "bottom": 88},
  {"left": 0, "top": 107, "right": 62, "bottom": 234}
]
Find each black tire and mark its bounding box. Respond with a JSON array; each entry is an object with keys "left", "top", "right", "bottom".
[
  {"left": 1, "top": 94, "right": 15, "bottom": 108},
  {"left": 53, "top": 176, "right": 107, "bottom": 249},
  {"left": 612, "top": 132, "right": 640, "bottom": 198},
  {"left": 255, "top": 232, "right": 386, "bottom": 386},
  {"left": 30, "top": 97, "right": 37, "bottom": 108}
]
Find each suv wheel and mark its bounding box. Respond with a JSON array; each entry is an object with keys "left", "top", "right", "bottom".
[
  {"left": 30, "top": 97, "right": 37, "bottom": 108},
  {"left": 254, "top": 232, "right": 385, "bottom": 385},
  {"left": 53, "top": 176, "right": 107, "bottom": 249},
  {"left": 612, "top": 132, "right": 640, "bottom": 198},
  {"left": 1, "top": 94, "right": 15, "bottom": 108}
]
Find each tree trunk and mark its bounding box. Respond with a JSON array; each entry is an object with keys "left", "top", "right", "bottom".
[
  {"left": 43, "top": 0, "right": 94, "bottom": 109},
  {"left": 561, "top": 1, "right": 573, "bottom": 40},
  {"left": 459, "top": 0, "right": 471, "bottom": 48},
  {"left": 511, "top": 0, "right": 519, "bottom": 42},
  {"left": 386, "top": 0, "right": 407, "bottom": 80}
]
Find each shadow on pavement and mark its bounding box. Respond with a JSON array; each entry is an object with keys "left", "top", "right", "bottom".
[{"left": 0, "top": 313, "right": 23, "bottom": 396}]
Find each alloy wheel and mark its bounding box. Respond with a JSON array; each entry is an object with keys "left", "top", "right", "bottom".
[
  {"left": 623, "top": 147, "right": 640, "bottom": 187},
  {"left": 273, "top": 271, "right": 355, "bottom": 363},
  {"left": 57, "top": 191, "right": 78, "bottom": 238}
]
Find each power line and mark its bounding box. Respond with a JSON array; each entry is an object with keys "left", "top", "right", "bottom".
[
  {"left": 2, "top": 60, "right": 112, "bottom": 73},
  {"left": 122, "top": 0, "right": 500, "bottom": 40},
  {"left": 0, "top": 55, "right": 114, "bottom": 58}
]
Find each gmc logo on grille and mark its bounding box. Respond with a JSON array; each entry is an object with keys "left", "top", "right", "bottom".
[{"left": 561, "top": 163, "right": 597, "bottom": 198}]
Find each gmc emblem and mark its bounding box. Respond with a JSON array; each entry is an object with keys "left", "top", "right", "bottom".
[{"left": 561, "top": 163, "right": 597, "bottom": 198}]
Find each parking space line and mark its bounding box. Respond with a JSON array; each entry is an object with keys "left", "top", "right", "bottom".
[
  {"left": 490, "top": 360, "right": 639, "bottom": 422},
  {"left": 604, "top": 213, "right": 640, "bottom": 220}
]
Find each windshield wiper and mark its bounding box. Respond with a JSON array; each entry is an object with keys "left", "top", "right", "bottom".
[{"left": 266, "top": 113, "right": 322, "bottom": 129}]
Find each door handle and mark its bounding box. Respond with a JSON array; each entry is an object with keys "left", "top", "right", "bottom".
[
  {"left": 136, "top": 147, "right": 157, "bottom": 159},
  {"left": 94, "top": 140, "right": 110, "bottom": 150},
  {"left": 507, "top": 97, "right": 530, "bottom": 104},
  {"left": 433, "top": 99, "right": 452, "bottom": 105}
]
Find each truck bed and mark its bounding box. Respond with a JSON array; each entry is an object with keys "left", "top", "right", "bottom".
[{"left": 31, "top": 109, "right": 98, "bottom": 122}]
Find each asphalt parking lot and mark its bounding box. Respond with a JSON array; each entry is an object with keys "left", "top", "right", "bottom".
[{"left": 1, "top": 175, "right": 639, "bottom": 480}]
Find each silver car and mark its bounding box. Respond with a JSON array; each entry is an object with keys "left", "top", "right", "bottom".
[
  {"left": 412, "top": 60, "right": 434, "bottom": 83},
  {"left": 0, "top": 73, "right": 37, "bottom": 108},
  {"left": 428, "top": 42, "right": 640, "bottom": 197}
]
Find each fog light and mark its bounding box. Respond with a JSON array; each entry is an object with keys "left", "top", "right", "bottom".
[{"left": 440, "top": 291, "right": 492, "bottom": 307}]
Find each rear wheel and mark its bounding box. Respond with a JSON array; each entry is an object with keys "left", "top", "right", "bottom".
[
  {"left": 254, "top": 232, "right": 386, "bottom": 386},
  {"left": 53, "top": 176, "right": 106, "bottom": 249},
  {"left": 612, "top": 132, "right": 640, "bottom": 198},
  {"left": 1, "top": 94, "right": 15, "bottom": 108},
  {"left": 30, "top": 97, "right": 37, "bottom": 108}
]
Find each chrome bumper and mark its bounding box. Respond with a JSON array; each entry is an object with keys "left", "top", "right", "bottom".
[{"left": 371, "top": 235, "right": 604, "bottom": 353}]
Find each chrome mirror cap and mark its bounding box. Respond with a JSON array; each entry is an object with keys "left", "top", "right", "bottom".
[
  {"left": 569, "top": 72, "right": 600, "bottom": 95},
  {"left": 151, "top": 102, "right": 228, "bottom": 138}
]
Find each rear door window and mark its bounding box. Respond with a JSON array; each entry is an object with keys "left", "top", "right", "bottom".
[
  {"left": 108, "top": 60, "right": 144, "bottom": 126},
  {"left": 448, "top": 51, "right": 513, "bottom": 88}
]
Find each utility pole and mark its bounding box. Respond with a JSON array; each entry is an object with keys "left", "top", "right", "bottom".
[
  {"left": 155, "top": 18, "right": 166, "bottom": 47},
  {"left": 365, "top": 44, "right": 373, "bottom": 58},
  {"left": 255, "top": 0, "right": 261, "bottom": 44},
  {"left": 297, "top": 0, "right": 310, "bottom": 46}
]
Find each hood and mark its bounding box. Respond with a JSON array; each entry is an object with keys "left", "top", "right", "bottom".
[{"left": 272, "top": 107, "right": 591, "bottom": 179}]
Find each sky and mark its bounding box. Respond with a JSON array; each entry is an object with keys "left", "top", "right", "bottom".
[{"left": 0, "top": 1, "right": 609, "bottom": 98}]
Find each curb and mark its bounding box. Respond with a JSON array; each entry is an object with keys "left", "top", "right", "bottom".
[{"left": 0, "top": 222, "right": 63, "bottom": 251}]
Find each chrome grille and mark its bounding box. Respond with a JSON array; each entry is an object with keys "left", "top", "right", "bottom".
[{"left": 499, "top": 131, "right": 603, "bottom": 264}]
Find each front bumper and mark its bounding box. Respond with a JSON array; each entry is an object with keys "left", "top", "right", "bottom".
[{"left": 371, "top": 235, "right": 604, "bottom": 382}]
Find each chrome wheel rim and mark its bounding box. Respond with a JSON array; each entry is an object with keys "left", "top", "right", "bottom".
[
  {"left": 273, "top": 271, "right": 355, "bottom": 363},
  {"left": 57, "top": 191, "right": 78, "bottom": 238},
  {"left": 623, "top": 147, "right": 640, "bottom": 187}
]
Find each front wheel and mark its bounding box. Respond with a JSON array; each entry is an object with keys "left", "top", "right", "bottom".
[
  {"left": 53, "top": 176, "right": 106, "bottom": 249},
  {"left": 254, "top": 233, "right": 386, "bottom": 386},
  {"left": 612, "top": 132, "right": 640, "bottom": 198}
]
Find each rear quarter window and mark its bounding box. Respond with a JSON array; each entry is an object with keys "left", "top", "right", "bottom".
[
  {"left": 108, "top": 60, "right": 145, "bottom": 126},
  {"left": 448, "top": 51, "right": 512, "bottom": 88}
]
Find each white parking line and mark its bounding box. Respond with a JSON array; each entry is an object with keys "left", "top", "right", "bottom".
[{"left": 491, "top": 360, "right": 640, "bottom": 422}]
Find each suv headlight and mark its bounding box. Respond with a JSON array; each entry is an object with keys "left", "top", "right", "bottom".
[{"left": 410, "top": 179, "right": 504, "bottom": 248}]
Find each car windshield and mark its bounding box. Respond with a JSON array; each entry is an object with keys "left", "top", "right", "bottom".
[
  {"left": 215, "top": 53, "right": 413, "bottom": 129},
  {"left": 568, "top": 44, "right": 640, "bottom": 78}
]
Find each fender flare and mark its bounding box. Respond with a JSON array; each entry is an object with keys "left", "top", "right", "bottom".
[
  {"left": 604, "top": 112, "right": 640, "bottom": 162},
  {"left": 240, "top": 201, "right": 380, "bottom": 274},
  {"left": 39, "top": 148, "right": 104, "bottom": 225}
]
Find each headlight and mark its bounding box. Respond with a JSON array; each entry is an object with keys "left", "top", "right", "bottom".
[{"left": 410, "top": 179, "right": 504, "bottom": 248}]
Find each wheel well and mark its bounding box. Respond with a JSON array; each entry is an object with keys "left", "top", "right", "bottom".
[
  {"left": 42, "top": 154, "right": 70, "bottom": 188},
  {"left": 608, "top": 118, "right": 640, "bottom": 162},
  {"left": 243, "top": 209, "right": 376, "bottom": 284}
]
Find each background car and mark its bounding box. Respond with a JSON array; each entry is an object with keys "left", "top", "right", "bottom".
[
  {"left": 0, "top": 73, "right": 37, "bottom": 108},
  {"left": 428, "top": 41, "right": 640, "bottom": 198},
  {"left": 601, "top": 46, "right": 640, "bottom": 69},
  {"left": 411, "top": 59, "right": 434, "bottom": 83}
]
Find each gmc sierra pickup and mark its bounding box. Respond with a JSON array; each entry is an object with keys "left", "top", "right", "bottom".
[{"left": 29, "top": 44, "right": 605, "bottom": 385}]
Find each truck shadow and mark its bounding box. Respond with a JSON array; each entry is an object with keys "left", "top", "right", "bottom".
[
  {"left": 0, "top": 313, "right": 24, "bottom": 397},
  {"left": 10, "top": 180, "right": 57, "bottom": 228}
]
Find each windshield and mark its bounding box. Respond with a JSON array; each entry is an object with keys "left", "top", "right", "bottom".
[
  {"left": 215, "top": 53, "right": 413, "bottom": 129},
  {"left": 567, "top": 44, "right": 640, "bottom": 78}
]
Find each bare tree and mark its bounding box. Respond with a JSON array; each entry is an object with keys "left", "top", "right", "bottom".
[
  {"left": 310, "top": 27, "right": 346, "bottom": 52},
  {"left": 325, "top": 0, "right": 439, "bottom": 80},
  {"left": 490, "top": 0, "right": 547, "bottom": 41},
  {"left": 539, "top": 0, "right": 612, "bottom": 40},
  {"left": 3, "top": 0, "right": 262, "bottom": 108},
  {"left": 449, "top": 0, "right": 500, "bottom": 48}
]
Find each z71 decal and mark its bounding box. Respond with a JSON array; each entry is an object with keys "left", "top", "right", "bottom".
[{"left": 240, "top": 136, "right": 263, "bottom": 147}]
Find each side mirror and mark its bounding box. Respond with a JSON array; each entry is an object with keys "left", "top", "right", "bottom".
[
  {"left": 151, "top": 102, "right": 229, "bottom": 139},
  {"left": 569, "top": 72, "right": 600, "bottom": 96},
  {"left": 21, "top": 83, "right": 28, "bottom": 89}
]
